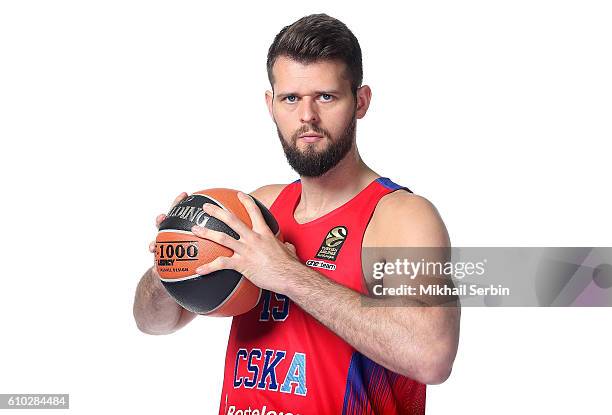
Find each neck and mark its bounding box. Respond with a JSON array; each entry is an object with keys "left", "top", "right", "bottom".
[{"left": 295, "top": 146, "right": 380, "bottom": 222}]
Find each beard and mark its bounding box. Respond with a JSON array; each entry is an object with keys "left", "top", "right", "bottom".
[{"left": 277, "top": 115, "right": 356, "bottom": 178}]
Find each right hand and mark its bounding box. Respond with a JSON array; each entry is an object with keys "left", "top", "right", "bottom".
[{"left": 148, "top": 192, "right": 188, "bottom": 267}]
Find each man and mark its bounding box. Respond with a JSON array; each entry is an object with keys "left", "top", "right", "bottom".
[{"left": 133, "top": 14, "right": 460, "bottom": 414}]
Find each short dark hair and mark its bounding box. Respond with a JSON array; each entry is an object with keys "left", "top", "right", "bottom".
[{"left": 266, "top": 14, "right": 363, "bottom": 94}]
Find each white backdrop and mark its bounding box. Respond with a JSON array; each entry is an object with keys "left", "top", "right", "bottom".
[{"left": 1, "top": 1, "right": 611, "bottom": 414}]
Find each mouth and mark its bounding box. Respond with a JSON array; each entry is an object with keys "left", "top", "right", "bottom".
[{"left": 298, "top": 133, "right": 324, "bottom": 143}]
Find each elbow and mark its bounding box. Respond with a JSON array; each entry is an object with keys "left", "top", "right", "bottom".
[
  {"left": 416, "top": 306, "right": 460, "bottom": 385},
  {"left": 420, "top": 357, "right": 454, "bottom": 385},
  {"left": 421, "top": 339, "right": 458, "bottom": 384},
  {"left": 133, "top": 307, "right": 178, "bottom": 336},
  {"left": 134, "top": 319, "right": 155, "bottom": 335},
  {"left": 400, "top": 352, "right": 454, "bottom": 385},
  {"left": 397, "top": 357, "right": 454, "bottom": 385},
  {"left": 134, "top": 319, "right": 177, "bottom": 335},
  {"left": 398, "top": 341, "right": 457, "bottom": 385},
  {"left": 133, "top": 315, "right": 156, "bottom": 335}
]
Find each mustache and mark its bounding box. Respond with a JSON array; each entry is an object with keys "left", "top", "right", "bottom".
[{"left": 290, "top": 124, "right": 331, "bottom": 142}]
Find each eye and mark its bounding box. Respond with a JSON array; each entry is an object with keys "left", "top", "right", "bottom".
[
  {"left": 284, "top": 95, "right": 298, "bottom": 103},
  {"left": 320, "top": 94, "right": 333, "bottom": 102}
]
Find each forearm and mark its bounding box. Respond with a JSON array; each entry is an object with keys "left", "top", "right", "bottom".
[
  {"left": 285, "top": 264, "right": 459, "bottom": 384},
  {"left": 133, "top": 267, "right": 190, "bottom": 335}
]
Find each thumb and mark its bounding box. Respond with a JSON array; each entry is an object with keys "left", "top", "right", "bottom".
[{"left": 284, "top": 242, "right": 297, "bottom": 257}]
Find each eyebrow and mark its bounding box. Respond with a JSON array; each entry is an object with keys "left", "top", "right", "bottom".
[
  {"left": 315, "top": 90, "right": 341, "bottom": 96},
  {"left": 275, "top": 90, "right": 342, "bottom": 99}
]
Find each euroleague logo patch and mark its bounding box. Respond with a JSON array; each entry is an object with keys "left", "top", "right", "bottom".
[{"left": 314, "top": 226, "right": 348, "bottom": 261}]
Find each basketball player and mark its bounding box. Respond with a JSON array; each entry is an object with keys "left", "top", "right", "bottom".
[{"left": 133, "top": 14, "right": 460, "bottom": 414}]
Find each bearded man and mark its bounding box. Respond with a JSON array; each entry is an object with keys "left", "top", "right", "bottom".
[{"left": 133, "top": 13, "right": 460, "bottom": 415}]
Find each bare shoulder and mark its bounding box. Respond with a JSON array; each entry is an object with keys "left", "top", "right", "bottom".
[
  {"left": 249, "top": 184, "right": 287, "bottom": 209},
  {"left": 365, "top": 191, "right": 450, "bottom": 247}
]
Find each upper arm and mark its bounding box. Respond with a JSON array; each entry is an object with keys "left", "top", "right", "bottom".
[
  {"left": 365, "top": 191, "right": 450, "bottom": 248},
  {"left": 364, "top": 192, "right": 460, "bottom": 381},
  {"left": 249, "top": 184, "right": 287, "bottom": 209},
  {"left": 363, "top": 192, "right": 454, "bottom": 305}
]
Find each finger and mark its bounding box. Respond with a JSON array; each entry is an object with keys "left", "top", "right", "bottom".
[
  {"left": 149, "top": 241, "right": 156, "bottom": 253},
  {"left": 170, "top": 192, "right": 188, "bottom": 209},
  {"left": 155, "top": 214, "right": 166, "bottom": 228},
  {"left": 191, "top": 225, "right": 242, "bottom": 253},
  {"left": 195, "top": 255, "right": 233, "bottom": 275},
  {"left": 285, "top": 242, "right": 298, "bottom": 259},
  {"left": 238, "top": 192, "right": 271, "bottom": 234},
  {"left": 202, "top": 203, "right": 251, "bottom": 238},
  {"left": 285, "top": 242, "right": 296, "bottom": 254}
]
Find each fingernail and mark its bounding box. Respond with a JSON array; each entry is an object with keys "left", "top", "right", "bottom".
[
  {"left": 191, "top": 225, "right": 201, "bottom": 233},
  {"left": 196, "top": 265, "right": 206, "bottom": 274}
]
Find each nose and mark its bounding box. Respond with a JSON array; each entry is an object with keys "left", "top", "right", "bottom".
[{"left": 298, "top": 97, "right": 320, "bottom": 124}]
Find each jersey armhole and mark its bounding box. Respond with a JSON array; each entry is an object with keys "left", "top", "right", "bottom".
[
  {"left": 358, "top": 187, "right": 413, "bottom": 295},
  {"left": 269, "top": 180, "right": 300, "bottom": 212}
]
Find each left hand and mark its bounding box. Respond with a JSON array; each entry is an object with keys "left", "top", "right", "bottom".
[{"left": 191, "top": 191, "right": 299, "bottom": 295}]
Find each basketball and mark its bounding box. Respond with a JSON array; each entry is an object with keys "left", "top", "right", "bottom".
[{"left": 154, "top": 188, "right": 280, "bottom": 316}]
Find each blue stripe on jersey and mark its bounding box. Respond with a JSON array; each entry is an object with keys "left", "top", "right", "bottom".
[
  {"left": 375, "top": 177, "right": 412, "bottom": 193},
  {"left": 341, "top": 352, "right": 401, "bottom": 414}
]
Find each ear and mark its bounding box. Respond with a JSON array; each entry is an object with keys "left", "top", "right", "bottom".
[
  {"left": 355, "top": 85, "right": 372, "bottom": 119},
  {"left": 265, "top": 90, "right": 274, "bottom": 120}
]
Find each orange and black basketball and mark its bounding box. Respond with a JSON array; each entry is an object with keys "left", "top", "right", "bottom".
[{"left": 154, "top": 188, "right": 279, "bottom": 316}]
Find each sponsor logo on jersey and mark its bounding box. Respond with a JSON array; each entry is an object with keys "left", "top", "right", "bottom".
[
  {"left": 314, "top": 226, "right": 348, "bottom": 261},
  {"left": 226, "top": 403, "right": 299, "bottom": 415},
  {"left": 305, "top": 259, "right": 337, "bottom": 271}
]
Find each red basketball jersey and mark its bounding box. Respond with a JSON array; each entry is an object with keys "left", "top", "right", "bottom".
[{"left": 218, "top": 177, "right": 426, "bottom": 415}]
